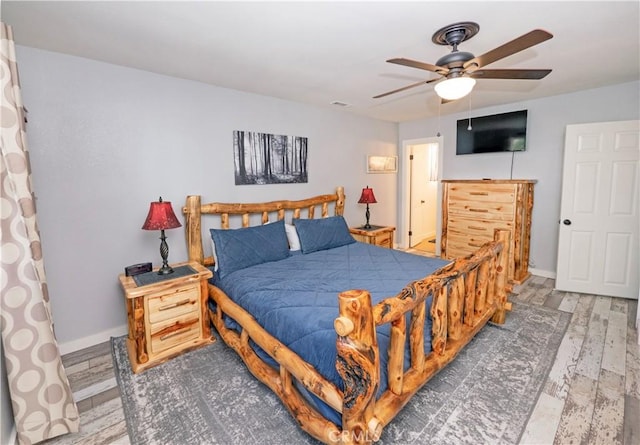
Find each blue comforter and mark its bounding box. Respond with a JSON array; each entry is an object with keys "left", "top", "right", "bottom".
[{"left": 212, "top": 242, "right": 449, "bottom": 424}]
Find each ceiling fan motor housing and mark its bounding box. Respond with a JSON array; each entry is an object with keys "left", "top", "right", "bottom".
[{"left": 436, "top": 51, "right": 475, "bottom": 70}]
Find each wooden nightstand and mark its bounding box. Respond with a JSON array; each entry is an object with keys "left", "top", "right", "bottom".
[
  {"left": 349, "top": 225, "right": 395, "bottom": 248},
  {"left": 119, "top": 261, "right": 214, "bottom": 373}
]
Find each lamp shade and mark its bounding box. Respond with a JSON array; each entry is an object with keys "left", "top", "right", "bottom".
[
  {"left": 141, "top": 197, "right": 182, "bottom": 230},
  {"left": 358, "top": 186, "right": 377, "bottom": 204},
  {"left": 434, "top": 76, "right": 476, "bottom": 101}
]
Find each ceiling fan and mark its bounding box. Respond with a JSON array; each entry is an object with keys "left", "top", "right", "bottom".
[{"left": 374, "top": 22, "right": 553, "bottom": 101}]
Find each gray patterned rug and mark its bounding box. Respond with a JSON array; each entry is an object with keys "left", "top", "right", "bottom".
[{"left": 112, "top": 302, "right": 570, "bottom": 445}]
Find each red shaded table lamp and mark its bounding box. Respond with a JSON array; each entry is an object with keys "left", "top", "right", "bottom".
[
  {"left": 142, "top": 197, "right": 182, "bottom": 275},
  {"left": 357, "top": 186, "right": 377, "bottom": 229}
]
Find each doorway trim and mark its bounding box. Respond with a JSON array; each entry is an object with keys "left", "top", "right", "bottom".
[{"left": 399, "top": 136, "right": 443, "bottom": 251}]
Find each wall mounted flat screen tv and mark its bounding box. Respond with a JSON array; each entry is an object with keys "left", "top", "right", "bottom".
[{"left": 456, "top": 110, "right": 528, "bottom": 155}]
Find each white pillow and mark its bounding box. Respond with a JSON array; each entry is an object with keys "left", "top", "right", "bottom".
[
  {"left": 285, "top": 223, "right": 301, "bottom": 251},
  {"left": 210, "top": 236, "right": 219, "bottom": 271}
]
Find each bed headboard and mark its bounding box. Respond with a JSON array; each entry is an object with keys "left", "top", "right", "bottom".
[{"left": 183, "top": 186, "right": 346, "bottom": 266}]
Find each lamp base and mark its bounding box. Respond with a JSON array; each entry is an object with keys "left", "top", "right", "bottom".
[
  {"left": 364, "top": 204, "right": 372, "bottom": 230},
  {"left": 157, "top": 229, "right": 174, "bottom": 275},
  {"left": 157, "top": 264, "right": 174, "bottom": 275}
]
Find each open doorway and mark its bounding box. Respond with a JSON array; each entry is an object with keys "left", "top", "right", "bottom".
[{"left": 400, "top": 137, "right": 441, "bottom": 254}]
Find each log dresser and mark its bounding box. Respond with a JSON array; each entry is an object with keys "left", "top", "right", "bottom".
[
  {"left": 119, "top": 261, "right": 214, "bottom": 373},
  {"left": 441, "top": 179, "right": 535, "bottom": 283},
  {"left": 349, "top": 225, "right": 395, "bottom": 248}
]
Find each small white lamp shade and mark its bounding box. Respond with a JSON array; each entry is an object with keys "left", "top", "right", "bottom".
[{"left": 434, "top": 77, "right": 476, "bottom": 101}]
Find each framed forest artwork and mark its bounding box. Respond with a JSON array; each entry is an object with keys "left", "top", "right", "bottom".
[{"left": 233, "top": 130, "right": 308, "bottom": 185}]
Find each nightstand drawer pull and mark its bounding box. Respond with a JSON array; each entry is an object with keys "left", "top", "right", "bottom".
[
  {"left": 160, "top": 327, "right": 191, "bottom": 341},
  {"left": 468, "top": 225, "right": 486, "bottom": 231},
  {"left": 468, "top": 208, "right": 489, "bottom": 213},
  {"left": 470, "top": 192, "right": 489, "bottom": 196},
  {"left": 158, "top": 299, "right": 190, "bottom": 311}
]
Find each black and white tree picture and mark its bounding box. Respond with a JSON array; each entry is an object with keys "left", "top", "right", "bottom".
[{"left": 233, "top": 130, "right": 308, "bottom": 185}]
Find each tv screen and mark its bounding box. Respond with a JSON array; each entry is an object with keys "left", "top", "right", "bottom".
[{"left": 456, "top": 110, "right": 528, "bottom": 155}]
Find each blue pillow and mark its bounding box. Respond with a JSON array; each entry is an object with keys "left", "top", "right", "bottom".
[
  {"left": 210, "top": 219, "right": 290, "bottom": 278},
  {"left": 293, "top": 216, "right": 355, "bottom": 254}
]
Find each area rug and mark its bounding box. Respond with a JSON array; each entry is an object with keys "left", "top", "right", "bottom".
[{"left": 112, "top": 302, "right": 570, "bottom": 445}]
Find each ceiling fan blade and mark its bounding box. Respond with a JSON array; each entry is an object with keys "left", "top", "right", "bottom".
[
  {"left": 464, "top": 29, "right": 553, "bottom": 70},
  {"left": 373, "top": 78, "right": 439, "bottom": 99},
  {"left": 470, "top": 68, "right": 552, "bottom": 79},
  {"left": 387, "top": 58, "right": 448, "bottom": 75}
]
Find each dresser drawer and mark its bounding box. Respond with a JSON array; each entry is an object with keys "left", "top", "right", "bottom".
[
  {"left": 146, "top": 285, "right": 200, "bottom": 324},
  {"left": 446, "top": 232, "right": 493, "bottom": 254},
  {"left": 443, "top": 246, "right": 472, "bottom": 260},
  {"left": 448, "top": 184, "right": 516, "bottom": 203},
  {"left": 447, "top": 200, "right": 515, "bottom": 221},
  {"left": 148, "top": 313, "right": 201, "bottom": 355},
  {"left": 447, "top": 217, "right": 513, "bottom": 238}
]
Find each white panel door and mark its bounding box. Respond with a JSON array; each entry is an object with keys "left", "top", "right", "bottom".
[{"left": 556, "top": 120, "right": 639, "bottom": 299}]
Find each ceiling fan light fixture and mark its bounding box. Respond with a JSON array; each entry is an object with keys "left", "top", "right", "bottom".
[{"left": 434, "top": 76, "right": 476, "bottom": 101}]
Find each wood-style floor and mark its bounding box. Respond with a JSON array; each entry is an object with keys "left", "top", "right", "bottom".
[
  {"left": 411, "top": 236, "right": 437, "bottom": 255},
  {"left": 43, "top": 276, "right": 639, "bottom": 445}
]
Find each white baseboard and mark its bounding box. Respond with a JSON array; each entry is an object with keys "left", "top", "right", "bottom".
[
  {"left": 529, "top": 268, "right": 556, "bottom": 279},
  {"left": 58, "top": 325, "right": 127, "bottom": 355}
]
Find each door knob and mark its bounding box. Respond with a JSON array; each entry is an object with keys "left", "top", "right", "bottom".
[{"left": 563, "top": 219, "right": 572, "bottom": 225}]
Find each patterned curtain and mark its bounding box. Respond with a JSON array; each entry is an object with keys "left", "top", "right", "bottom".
[{"left": 1, "top": 23, "right": 79, "bottom": 444}]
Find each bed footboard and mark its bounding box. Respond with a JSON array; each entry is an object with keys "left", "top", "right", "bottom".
[{"left": 334, "top": 229, "right": 511, "bottom": 443}]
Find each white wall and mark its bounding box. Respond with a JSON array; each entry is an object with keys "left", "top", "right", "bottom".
[
  {"left": 13, "top": 46, "right": 398, "bottom": 350},
  {"left": 399, "top": 81, "right": 640, "bottom": 276}
]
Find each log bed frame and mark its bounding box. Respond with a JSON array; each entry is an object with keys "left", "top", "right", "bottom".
[{"left": 183, "top": 186, "right": 512, "bottom": 444}]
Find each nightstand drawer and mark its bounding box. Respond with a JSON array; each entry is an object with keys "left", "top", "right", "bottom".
[
  {"left": 149, "top": 313, "right": 201, "bottom": 354},
  {"left": 147, "top": 285, "right": 200, "bottom": 324},
  {"left": 374, "top": 231, "right": 393, "bottom": 247}
]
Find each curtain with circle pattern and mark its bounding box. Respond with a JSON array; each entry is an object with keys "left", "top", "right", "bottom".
[{"left": 1, "top": 23, "right": 79, "bottom": 444}]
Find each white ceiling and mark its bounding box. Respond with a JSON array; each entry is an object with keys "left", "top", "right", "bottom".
[{"left": 2, "top": 1, "right": 639, "bottom": 123}]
